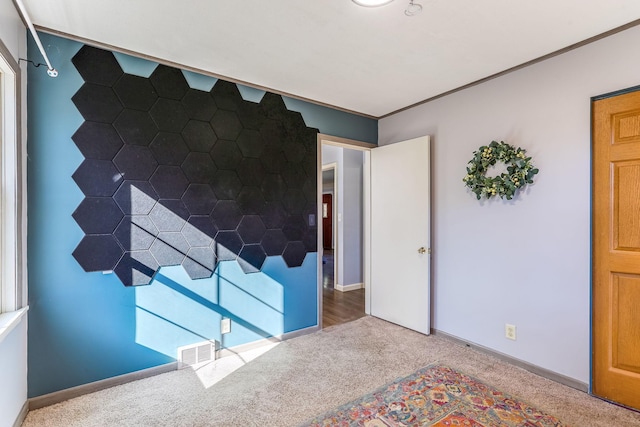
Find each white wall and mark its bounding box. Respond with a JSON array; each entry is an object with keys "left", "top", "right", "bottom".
[
  {"left": 0, "top": 3, "right": 28, "bottom": 426},
  {"left": 379, "top": 25, "right": 640, "bottom": 384},
  {"left": 342, "top": 149, "right": 363, "bottom": 285},
  {"left": 0, "top": 318, "right": 28, "bottom": 427},
  {"left": 0, "top": 1, "right": 24, "bottom": 61}
]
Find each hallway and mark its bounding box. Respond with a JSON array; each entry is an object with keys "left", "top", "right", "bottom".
[{"left": 322, "top": 250, "right": 365, "bottom": 328}]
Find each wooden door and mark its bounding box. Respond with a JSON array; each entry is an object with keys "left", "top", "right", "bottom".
[
  {"left": 370, "top": 136, "right": 430, "bottom": 334},
  {"left": 322, "top": 194, "right": 333, "bottom": 249},
  {"left": 593, "top": 90, "right": 640, "bottom": 409}
]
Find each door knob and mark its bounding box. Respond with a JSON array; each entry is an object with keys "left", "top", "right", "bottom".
[{"left": 418, "top": 247, "right": 427, "bottom": 254}]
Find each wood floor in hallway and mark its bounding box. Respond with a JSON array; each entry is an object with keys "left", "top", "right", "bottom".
[
  {"left": 321, "top": 249, "right": 366, "bottom": 327},
  {"left": 323, "top": 288, "right": 365, "bottom": 328}
]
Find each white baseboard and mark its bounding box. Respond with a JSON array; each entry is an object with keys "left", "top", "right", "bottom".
[
  {"left": 335, "top": 282, "right": 363, "bottom": 292},
  {"left": 12, "top": 399, "right": 28, "bottom": 427},
  {"left": 28, "top": 362, "right": 178, "bottom": 410},
  {"left": 218, "top": 325, "right": 320, "bottom": 358},
  {"left": 28, "top": 325, "right": 321, "bottom": 410},
  {"left": 431, "top": 329, "right": 588, "bottom": 392}
]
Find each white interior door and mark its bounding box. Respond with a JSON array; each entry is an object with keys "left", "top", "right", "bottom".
[{"left": 370, "top": 136, "right": 430, "bottom": 334}]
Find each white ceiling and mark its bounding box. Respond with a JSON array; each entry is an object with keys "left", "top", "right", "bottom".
[{"left": 21, "top": 0, "right": 640, "bottom": 118}]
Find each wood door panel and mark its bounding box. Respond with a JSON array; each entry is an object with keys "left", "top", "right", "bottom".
[
  {"left": 614, "top": 110, "right": 640, "bottom": 143},
  {"left": 593, "top": 90, "right": 640, "bottom": 409},
  {"left": 613, "top": 161, "right": 640, "bottom": 251},
  {"left": 611, "top": 273, "right": 640, "bottom": 374},
  {"left": 610, "top": 144, "right": 640, "bottom": 161},
  {"left": 609, "top": 256, "right": 640, "bottom": 273}
]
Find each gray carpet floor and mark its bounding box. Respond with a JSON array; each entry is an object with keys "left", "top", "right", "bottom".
[{"left": 23, "top": 316, "right": 640, "bottom": 426}]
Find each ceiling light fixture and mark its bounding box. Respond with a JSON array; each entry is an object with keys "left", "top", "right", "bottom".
[
  {"left": 405, "top": 0, "right": 422, "bottom": 16},
  {"left": 352, "top": 0, "right": 395, "bottom": 7}
]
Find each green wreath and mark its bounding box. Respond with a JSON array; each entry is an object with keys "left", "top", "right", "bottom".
[{"left": 463, "top": 140, "right": 538, "bottom": 200}]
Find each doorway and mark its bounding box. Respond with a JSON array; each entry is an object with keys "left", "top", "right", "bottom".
[
  {"left": 318, "top": 137, "right": 371, "bottom": 328},
  {"left": 592, "top": 88, "right": 640, "bottom": 410},
  {"left": 316, "top": 134, "right": 431, "bottom": 333}
]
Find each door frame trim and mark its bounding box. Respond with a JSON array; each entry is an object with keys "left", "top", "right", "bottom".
[
  {"left": 591, "top": 84, "right": 640, "bottom": 102},
  {"left": 590, "top": 85, "right": 640, "bottom": 398},
  {"left": 321, "top": 163, "right": 338, "bottom": 288},
  {"left": 317, "top": 134, "right": 374, "bottom": 329}
]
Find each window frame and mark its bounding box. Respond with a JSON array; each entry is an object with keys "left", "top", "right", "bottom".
[{"left": 0, "top": 37, "right": 25, "bottom": 316}]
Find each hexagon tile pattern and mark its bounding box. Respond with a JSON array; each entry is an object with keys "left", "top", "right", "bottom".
[{"left": 70, "top": 45, "right": 318, "bottom": 286}]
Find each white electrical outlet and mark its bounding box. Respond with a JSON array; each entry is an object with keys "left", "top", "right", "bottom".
[
  {"left": 221, "top": 318, "right": 231, "bottom": 334},
  {"left": 505, "top": 324, "right": 516, "bottom": 340}
]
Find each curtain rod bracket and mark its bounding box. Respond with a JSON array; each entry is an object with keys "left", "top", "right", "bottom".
[{"left": 18, "top": 57, "right": 57, "bottom": 78}]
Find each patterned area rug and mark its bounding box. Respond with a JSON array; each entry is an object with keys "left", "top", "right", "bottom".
[{"left": 302, "top": 364, "right": 566, "bottom": 426}]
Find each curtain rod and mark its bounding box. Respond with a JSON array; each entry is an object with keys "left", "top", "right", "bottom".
[{"left": 14, "top": 0, "right": 57, "bottom": 77}]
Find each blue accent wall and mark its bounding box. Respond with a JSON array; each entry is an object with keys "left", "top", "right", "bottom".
[{"left": 27, "top": 32, "right": 377, "bottom": 397}]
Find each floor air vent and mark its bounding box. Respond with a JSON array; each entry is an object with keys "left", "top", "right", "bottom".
[{"left": 178, "top": 341, "right": 217, "bottom": 369}]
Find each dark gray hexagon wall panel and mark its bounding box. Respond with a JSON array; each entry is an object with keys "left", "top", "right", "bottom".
[
  {"left": 182, "top": 216, "right": 216, "bottom": 247},
  {"left": 214, "top": 231, "right": 243, "bottom": 261},
  {"left": 73, "top": 235, "right": 124, "bottom": 272},
  {"left": 211, "top": 139, "right": 243, "bottom": 170},
  {"left": 182, "top": 89, "right": 217, "bottom": 121},
  {"left": 150, "top": 98, "right": 189, "bottom": 132},
  {"left": 212, "top": 200, "right": 243, "bottom": 231},
  {"left": 114, "top": 216, "right": 158, "bottom": 251},
  {"left": 113, "top": 109, "right": 158, "bottom": 146},
  {"left": 150, "top": 166, "right": 190, "bottom": 199},
  {"left": 237, "top": 215, "right": 266, "bottom": 244},
  {"left": 182, "top": 184, "right": 217, "bottom": 215},
  {"left": 72, "top": 46, "right": 123, "bottom": 86},
  {"left": 236, "top": 129, "right": 265, "bottom": 158},
  {"left": 182, "top": 247, "right": 217, "bottom": 280},
  {"left": 283, "top": 215, "right": 307, "bottom": 241},
  {"left": 211, "top": 170, "right": 242, "bottom": 200},
  {"left": 113, "top": 181, "right": 158, "bottom": 215},
  {"left": 211, "top": 80, "right": 243, "bottom": 111},
  {"left": 237, "top": 102, "right": 264, "bottom": 130},
  {"left": 70, "top": 45, "right": 317, "bottom": 286},
  {"left": 237, "top": 244, "right": 267, "bottom": 273},
  {"left": 210, "top": 110, "right": 242, "bottom": 140},
  {"left": 150, "top": 232, "right": 189, "bottom": 266},
  {"left": 237, "top": 158, "right": 265, "bottom": 187},
  {"left": 237, "top": 187, "right": 265, "bottom": 215},
  {"left": 72, "top": 198, "right": 123, "bottom": 235},
  {"left": 150, "top": 133, "right": 189, "bottom": 166},
  {"left": 72, "top": 83, "right": 123, "bottom": 123},
  {"left": 113, "top": 74, "right": 158, "bottom": 111},
  {"left": 182, "top": 152, "right": 218, "bottom": 184},
  {"left": 149, "top": 65, "right": 189, "bottom": 100},
  {"left": 260, "top": 201, "right": 287, "bottom": 229},
  {"left": 158, "top": 199, "right": 190, "bottom": 221},
  {"left": 149, "top": 202, "right": 187, "bottom": 232},
  {"left": 283, "top": 241, "right": 307, "bottom": 268},
  {"left": 113, "top": 145, "right": 158, "bottom": 181},
  {"left": 182, "top": 120, "right": 217, "bottom": 153},
  {"left": 114, "top": 250, "right": 159, "bottom": 286},
  {"left": 72, "top": 122, "right": 124, "bottom": 160},
  {"left": 261, "top": 229, "right": 288, "bottom": 256},
  {"left": 72, "top": 159, "right": 123, "bottom": 197}
]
